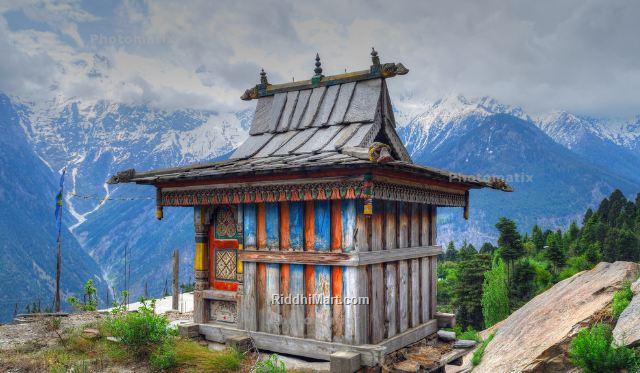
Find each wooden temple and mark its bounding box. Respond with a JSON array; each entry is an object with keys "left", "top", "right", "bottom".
[{"left": 109, "top": 49, "right": 510, "bottom": 368}]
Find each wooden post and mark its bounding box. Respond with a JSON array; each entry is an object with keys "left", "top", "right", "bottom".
[
  {"left": 54, "top": 240, "right": 61, "bottom": 312},
  {"left": 172, "top": 249, "right": 179, "bottom": 310},
  {"left": 193, "top": 206, "right": 210, "bottom": 324}
]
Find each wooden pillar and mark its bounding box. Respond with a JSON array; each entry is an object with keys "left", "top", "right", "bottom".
[
  {"left": 194, "top": 206, "right": 210, "bottom": 323},
  {"left": 410, "top": 203, "right": 421, "bottom": 328},
  {"left": 384, "top": 200, "right": 397, "bottom": 338},
  {"left": 398, "top": 202, "right": 409, "bottom": 333},
  {"left": 242, "top": 203, "right": 258, "bottom": 331},
  {"left": 331, "top": 199, "right": 344, "bottom": 343},
  {"left": 265, "top": 203, "right": 281, "bottom": 334},
  {"left": 304, "top": 201, "right": 316, "bottom": 338},
  {"left": 289, "top": 202, "right": 305, "bottom": 338},
  {"left": 420, "top": 204, "right": 431, "bottom": 323},
  {"left": 370, "top": 200, "right": 385, "bottom": 344},
  {"left": 315, "top": 200, "right": 332, "bottom": 342}
]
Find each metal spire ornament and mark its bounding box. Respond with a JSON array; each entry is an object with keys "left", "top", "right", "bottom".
[
  {"left": 260, "top": 68, "right": 268, "bottom": 86},
  {"left": 312, "top": 53, "right": 323, "bottom": 84},
  {"left": 371, "top": 47, "right": 380, "bottom": 66}
]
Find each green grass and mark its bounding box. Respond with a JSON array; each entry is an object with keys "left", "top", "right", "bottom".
[
  {"left": 471, "top": 332, "right": 494, "bottom": 366},
  {"left": 612, "top": 281, "right": 633, "bottom": 319},
  {"left": 568, "top": 323, "right": 638, "bottom": 372},
  {"left": 445, "top": 325, "right": 482, "bottom": 342},
  {"left": 172, "top": 338, "right": 243, "bottom": 371}
]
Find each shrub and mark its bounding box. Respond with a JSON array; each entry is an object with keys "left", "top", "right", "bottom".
[
  {"left": 255, "top": 354, "right": 286, "bottom": 373},
  {"left": 612, "top": 281, "right": 633, "bottom": 319},
  {"left": 104, "top": 297, "right": 174, "bottom": 357},
  {"left": 67, "top": 280, "right": 98, "bottom": 311},
  {"left": 568, "top": 323, "right": 638, "bottom": 372},
  {"left": 471, "top": 332, "right": 494, "bottom": 366}
]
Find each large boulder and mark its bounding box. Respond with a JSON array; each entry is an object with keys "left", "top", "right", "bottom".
[
  {"left": 474, "top": 261, "right": 639, "bottom": 373},
  {"left": 613, "top": 277, "right": 640, "bottom": 347}
]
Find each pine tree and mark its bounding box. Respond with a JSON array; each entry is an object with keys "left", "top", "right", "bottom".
[
  {"left": 458, "top": 241, "right": 477, "bottom": 260},
  {"left": 454, "top": 252, "right": 491, "bottom": 329},
  {"left": 444, "top": 241, "right": 458, "bottom": 262},
  {"left": 481, "top": 259, "right": 510, "bottom": 328},
  {"left": 496, "top": 217, "right": 524, "bottom": 283},
  {"left": 510, "top": 259, "right": 537, "bottom": 309},
  {"left": 480, "top": 242, "right": 496, "bottom": 254},
  {"left": 545, "top": 232, "right": 565, "bottom": 273},
  {"left": 585, "top": 242, "right": 602, "bottom": 265},
  {"left": 531, "top": 224, "right": 545, "bottom": 253}
]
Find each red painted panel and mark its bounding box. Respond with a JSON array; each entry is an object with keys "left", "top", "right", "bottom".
[
  {"left": 330, "top": 199, "right": 342, "bottom": 252},
  {"left": 257, "top": 203, "right": 267, "bottom": 249},
  {"left": 304, "top": 201, "right": 315, "bottom": 251}
]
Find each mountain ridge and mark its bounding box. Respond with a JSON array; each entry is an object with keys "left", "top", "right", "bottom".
[{"left": 1, "top": 92, "right": 638, "bottom": 322}]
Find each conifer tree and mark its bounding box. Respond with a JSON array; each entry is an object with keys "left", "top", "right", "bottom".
[
  {"left": 545, "top": 232, "right": 565, "bottom": 273},
  {"left": 454, "top": 252, "right": 491, "bottom": 329},
  {"left": 495, "top": 217, "right": 524, "bottom": 283},
  {"left": 444, "top": 241, "right": 458, "bottom": 262},
  {"left": 480, "top": 242, "right": 496, "bottom": 254},
  {"left": 531, "top": 224, "right": 544, "bottom": 253}
]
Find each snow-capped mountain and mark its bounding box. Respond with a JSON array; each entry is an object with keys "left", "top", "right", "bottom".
[
  {"left": 0, "top": 94, "right": 108, "bottom": 322},
  {"left": 394, "top": 95, "right": 639, "bottom": 245},
  {"left": 395, "top": 94, "right": 531, "bottom": 157},
  {"left": 1, "top": 92, "right": 638, "bottom": 322},
  {"left": 536, "top": 111, "right": 640, "bottom": 151},
  {"left": 0, "top": 96, "right": 251, "bottom": 321},
  {"left": 535, "top": 111, "right": 640, "bottom": 183}
]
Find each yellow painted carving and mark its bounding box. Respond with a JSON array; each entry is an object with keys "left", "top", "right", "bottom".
[
  {"left": 237, "top": 243, "right": 243, "bottom": 274},
  {"left": 194, "top": 242, "right": 206, "bottom": 270}
]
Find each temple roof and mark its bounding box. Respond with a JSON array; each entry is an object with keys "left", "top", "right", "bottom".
[{"left": 108, "top": 50, "right": 512, "bottom": 193}]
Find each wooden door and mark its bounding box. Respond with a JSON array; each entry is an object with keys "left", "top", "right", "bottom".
[{"left": 209, "top": 205, "right": 239, "bottom": 292}]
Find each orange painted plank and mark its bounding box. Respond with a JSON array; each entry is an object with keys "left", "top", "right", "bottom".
[
  {"left": 257, "top": 203, "right": 267, "bottom": 249},
  {"left": 257, "top": 262, "right": 267, "bottom": 331},
  {"left": 280, "top": 263, "right": 291, "bottom": 334},
  {"left": 280, "top": 202, "right": 290, "bottom": 250},
  {"left": 330, "top": 199, "right": 342, "bottom": 252},
  {"left": 332, "top": 266, "right": 344, "bottom": 341},
  {"left": 305, "top": 264, "right": 316, "bottom": 337},
  {"left": 304, "top": 201, "right": 315, "bottom": 251}
]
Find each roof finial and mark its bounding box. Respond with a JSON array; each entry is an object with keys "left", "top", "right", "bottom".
[
  {"left": 314, "top": 53, "right": 323, "bottom": 76},
  {"left": 260, "top": 68, "right": 268, "bottom": 85},
  {"left": 371, "top": 47, "right": 380, "bottom": 65}
]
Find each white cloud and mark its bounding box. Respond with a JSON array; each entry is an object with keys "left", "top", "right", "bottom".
[{"left": 1, "top": 0, "right": 639, "bottom": 116}]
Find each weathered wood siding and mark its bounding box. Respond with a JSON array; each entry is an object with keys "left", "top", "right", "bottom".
[{"left": 239, "top": 199, "right": 439, "bottom": 344}]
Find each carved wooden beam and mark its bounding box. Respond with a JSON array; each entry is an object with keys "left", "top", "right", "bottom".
[{"left": 238, "top": 245, "right": 442, "bottom": 266}]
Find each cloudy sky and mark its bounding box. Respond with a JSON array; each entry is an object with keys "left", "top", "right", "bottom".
[{"left": 1, "top": 0, "right": 639, "bottom": 116}]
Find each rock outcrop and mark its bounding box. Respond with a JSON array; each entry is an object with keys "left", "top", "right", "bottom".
[
  {"left": 474, "top": 261, "right": 639, "bottom": 373},
  {"left": 613, "top": 277, "right": 640, "bottom": 347}
]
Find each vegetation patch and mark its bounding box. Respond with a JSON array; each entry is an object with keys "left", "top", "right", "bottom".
[
  {"left": 611, "top": 281, "right": 633, "bottom": 319},
  {"left": 255, "top": 353, "right": 287, "bottom": 373},
  {"left": 471, "top": 332, "right": 494, "bottom": 366},
  {"left": 445, "top": 325, "right": 482, "bottom": 342},
  {"left": 568, "top": 323, "right": 638, "bottom": 373}
]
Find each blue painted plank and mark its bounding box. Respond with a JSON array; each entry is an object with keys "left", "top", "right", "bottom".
[
  {"left": 314, "top": 200, "right": 331, "bottom": 251},
  {"left": 289, "top": 263, "right": 305, "bottom": 337},
  {"left": 289, "top": 202, "right": 304, "bottom": 251},
  {"left": 265, "top": 202, "right": 279, "bottom": 250},
  {"left": 244, "top": 203, "right": 257, "bottom": 250},
  {"left": 341, "top": 199, "right": 357, "bottom": 253}
]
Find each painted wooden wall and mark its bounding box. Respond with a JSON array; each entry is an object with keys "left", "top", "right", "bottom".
[{"left": 240, "top": 199, "right": 438, "bottom": 345}]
